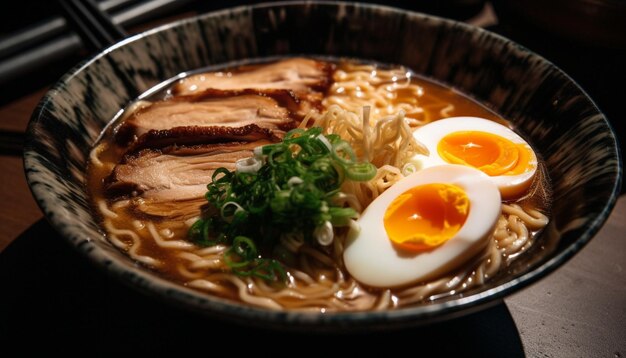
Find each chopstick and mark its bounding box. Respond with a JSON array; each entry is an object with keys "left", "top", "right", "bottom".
[
  {"left": 58, "top": 0, "right": 128, "bottom": 52},
  {"left": 0, "top": 0, "right": 195, "bottom": 90},
  {"left": 0, "top": 0, "right": 140, "bottom": 61}
]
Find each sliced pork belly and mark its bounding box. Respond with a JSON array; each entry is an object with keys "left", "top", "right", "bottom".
[
  {"left": 106, "top": 139, "right": 270, "bottom": 220},
  {"left": 173, "top": 57, "right": 334, "bottom": 96},
  {"left": 130, "top": 123, "right": 280, "bottom": 151},
  {"left": 116, "top": 91, "right": 295, "bottom": 147}
]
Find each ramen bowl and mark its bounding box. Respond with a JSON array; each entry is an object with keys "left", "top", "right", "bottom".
[{"left": 24, "top": 1, "right": 621, "bottom": 330}]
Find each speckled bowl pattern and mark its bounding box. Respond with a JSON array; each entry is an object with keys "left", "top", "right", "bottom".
[{"left": 24, "top": 1, "right": 621, "bottom": 330}]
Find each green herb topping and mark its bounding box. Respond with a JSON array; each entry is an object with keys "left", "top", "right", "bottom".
[{"left": 188, "top": 126, "right": 376, "bottom": 282}]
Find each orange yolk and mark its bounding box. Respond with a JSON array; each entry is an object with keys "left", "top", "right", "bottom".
[
  {"left": 437, "top": 131, "right": 533, "bottom": 176},
  {"left": 384, "top": 183, "right": 469, "bottom": 252}
]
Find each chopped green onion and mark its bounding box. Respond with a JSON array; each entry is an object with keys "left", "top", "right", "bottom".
[
  {"left": 224, "top": 236, "right": 287, "bottom": 283},
  {"left": 220, "top": 201, "right": 246, "bottom": 221},
  {"left": 316, "top": 134, "right": 332, "bottom": 152},
  {"left": 402, "top": 163, "right": 417, "bottom": 176},
  {"left": 345, "top": 162, "right": 377, "bottom": 181},
  {"left": 313, "top": 221, "right": 334, "bottom": 246},
  {"left": 236, "top": 157, "right": 263, "bottom": 173},
  {"left": 188, "top": 127, "right": 377, "bottom": 283},
  {"left": 224, "top": 236, "right": 257, "bottom": 268},
  {"left": 331, "top": 141, "right": 357, "bottom": 167},
  {"left": 188, "top": 218, "right": 225, "bottom": 247}
]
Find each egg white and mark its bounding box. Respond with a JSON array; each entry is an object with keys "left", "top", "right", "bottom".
[
  {"left": 410, "top": 116, "right": 537, "bottom": 199},
  {"left": 343, "top": 165, "right": 501, "bottom": 288}
]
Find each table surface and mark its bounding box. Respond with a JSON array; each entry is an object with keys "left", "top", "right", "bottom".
[{"left": 1, "top": 8, "right": 625, "bottom": 357}]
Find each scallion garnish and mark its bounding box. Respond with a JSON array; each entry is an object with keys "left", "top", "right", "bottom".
[
  {"left": 188, "top": 127, "right": 376, "bottom": 283},
  {"left": 224, "top": 236, "right": 287, "bottom": 282}
]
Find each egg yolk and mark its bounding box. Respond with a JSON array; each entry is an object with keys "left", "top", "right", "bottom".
[
  {"left": 384, "top": 183, "right": 469, "bottom": 252},
  {"left": 437, "top": 131, "right": 533, "bottom": 176}
]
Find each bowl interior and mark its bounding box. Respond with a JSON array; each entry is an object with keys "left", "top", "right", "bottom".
[{"left": 24, "top": 1, "right": 621, "bottom": 329}]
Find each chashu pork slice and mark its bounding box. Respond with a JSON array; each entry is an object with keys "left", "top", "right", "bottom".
[
  {"left": 116, "top": 91, "right": 296, "bottom": 147},
  {"left": 105, "top": 139, "right": 270, "bottom": 220},
  {"left": 128, "top": 123, "right": 279, "bottom": 152},
  {"left": 172, "top": 57, "right": 334, "bottom": 96}
]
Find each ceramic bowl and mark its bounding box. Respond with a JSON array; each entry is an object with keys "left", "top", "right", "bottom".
[{"left": 24, "top": 1, "right": 621, "bottom": 330}]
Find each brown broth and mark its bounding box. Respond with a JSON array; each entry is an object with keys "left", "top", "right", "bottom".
[{"left": 87, "top": 58, "right": 551, "bottom": 310}]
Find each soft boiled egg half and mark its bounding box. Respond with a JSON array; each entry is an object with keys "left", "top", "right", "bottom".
[
  {"left": 409, "top": 117, "right": 537, "bottom": 199},
  {"left": 344, "top": 165, "right": 501, "bottom": 288}
]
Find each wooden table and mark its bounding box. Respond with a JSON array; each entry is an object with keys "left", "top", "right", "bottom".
[{"left": 1, "top": 87, "right": 624, "bottom": 356}]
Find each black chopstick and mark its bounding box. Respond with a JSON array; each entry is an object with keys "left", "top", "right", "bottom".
[
  {"left": 0, "top": 0, "right": 140, "bottom": 61},
  {"left": 58, "top": 0, "right": 128, "bottom": 52},
  {"left": 0, "top": 0, "right": 195, "bottom": 89}
]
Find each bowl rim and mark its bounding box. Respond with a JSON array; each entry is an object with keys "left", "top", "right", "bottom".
[{"left": 23, "top": 0, "right": 623, "bottom": 328}]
